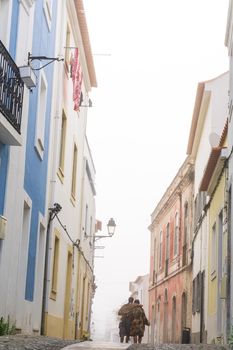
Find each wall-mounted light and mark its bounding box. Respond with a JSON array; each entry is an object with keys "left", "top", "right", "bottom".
[
  {"left": 94, "top": 218, "right": 116, "bottom": 241},
  {"left": 79, "top": 92, "right": 93, "bottom": 108},
  {"left": 19, "top": 65, "right": 37, "bottom": 88}
]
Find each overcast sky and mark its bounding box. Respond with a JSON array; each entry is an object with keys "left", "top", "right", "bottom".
[{"left": 83, "top": 0, "right": 229, "bottom": 340}]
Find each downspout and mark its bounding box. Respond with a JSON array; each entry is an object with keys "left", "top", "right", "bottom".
[
  {"left": 75, "top": 156, "right": 86, "bottom": 339},
  {"left": 178, "top": 189, "right": 183, "bottom": 343},
  {"left": 40, "top": 4, "right": 64, "bottom": 332},
  {"left": 226, "top": 167, "right": 231, "bottom": 338}
]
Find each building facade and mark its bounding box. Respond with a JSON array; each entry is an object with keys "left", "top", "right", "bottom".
[
  {"left": 0, "top": 0, "right": 50, "bottom": 334},
  {"left": 42, "top": 0, "right": 97, "bottom": 339},
  {"left": 148, "top": 157, "right": 194, "bottom": 344},
  {"left": 225, "top": 0, "right": 233, "bottom": 338},
  {"left": 0, "top": 0, "right": 97, "bottom": 339},
  {"left": 187, "top": 72, "right": 229, "bottom": 343},
  {"left": 129, "top": 274, "right": 150, "bottom": 343}
]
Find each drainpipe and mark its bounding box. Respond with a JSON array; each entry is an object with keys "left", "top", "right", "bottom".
[
  {"left": 41, "top": 204, "right": 61, "bottom": 334},
  {"left": 40, "top": 5, "right": 64, "bottom": 333},
  {"left": 226, "top": 168, "right": 231, "bottom": 338}
]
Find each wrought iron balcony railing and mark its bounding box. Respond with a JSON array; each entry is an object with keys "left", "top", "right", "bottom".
[{"left": 0, "top": 40, "right": 24, "bottom": 134}]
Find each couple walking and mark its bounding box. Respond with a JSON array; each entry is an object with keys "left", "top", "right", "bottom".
[{"left": 118, "top": 297, "right": 150, "bottom": 344}]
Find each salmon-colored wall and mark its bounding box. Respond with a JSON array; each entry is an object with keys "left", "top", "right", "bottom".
[{"left": 148, "top": 162, "right": 194, "bottom": 344}]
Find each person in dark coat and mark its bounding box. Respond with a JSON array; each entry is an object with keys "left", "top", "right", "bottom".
[
  {"left": 130, "top": 299, "right": 150, "bottom": 343},
  {"left": 118, "top": 297, "right": 134, "bottom": 343}
]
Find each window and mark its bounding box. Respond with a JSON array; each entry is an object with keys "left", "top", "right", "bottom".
[
  {"left": 0, "top": 1, "right": 12, "bottom": 46},
  {"left": 153, "top": 238, "right": 156, "bottom": 272},
  {"left": 58, "top": 110, "right": 67, "bottom": 178},
  {"left": 84, "top": 205, "right": 88, "bottom": 235},
  {"left": 90, "top": 216, "right": 92, "bottom": 236},
  {"left": 164, "top": 288, "right": 168, "bottom": 303},
  {"left": 211, "top": 223, "right": 217, "bottom": 277},
  {"left": 35, "top": 71, "right": 47, "bottom": 159},
  {"left": 71, "top": 143, "right": 78, "bottom": 199},
  {"left": 159, "top": 231, "right": 163, "bottom": 268},
  {"left": 65, "top": 25, "right": 71, "bottom": 73},
  {"left": 51, "top": 233, "right": 60, "bottom": 299},
  {"left": 184, "top": 202, "right": 188, "bottom": 245},
  {"left": 174, "top": 213, "right": 179, "bottom": 256},
  {"left": 194, "top": 192, "right": 207, "bottom": 228},
  {"left": 166, "top": 223, "right": 170, "bottom": 260},
  {"left": 192, "top": 272, "right": 201, "bottom": 314}
]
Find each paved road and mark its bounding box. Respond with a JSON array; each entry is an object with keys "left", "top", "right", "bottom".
[
  {"left": 0, "top": 336, "right": 230, "bottom": 350},
  {"left": 62, "top": 341, "right": 231, "bottom": 350},
  {"left": 62, "top": 341, "right": 129, "bottom": 350},
  {"left": 0, "top": 335, "right": 80, "bottom": 350}
]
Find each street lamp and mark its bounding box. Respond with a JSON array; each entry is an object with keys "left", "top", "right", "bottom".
[{"left": 94, "top": 218, "right": 116, "bottom": 241}]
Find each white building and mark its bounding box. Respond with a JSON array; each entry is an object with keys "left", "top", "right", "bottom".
[
  {"left": 225, "top": 0, "right": 233, "bottom": 337},
  {"left": 129, "top": 274, "right": 150, "bottom": 343},
  {"left": 186, "top": 72, "right": 229, "bottom": 343},
  {"left": 43, "top": 0, "right": 97, "bottom": 339}
]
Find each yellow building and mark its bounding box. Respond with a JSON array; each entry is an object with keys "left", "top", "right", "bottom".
[{"left": 199, "top": 122, "right": 228, "bottom": 343}]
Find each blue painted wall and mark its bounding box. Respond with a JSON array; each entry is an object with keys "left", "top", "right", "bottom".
[
  {"left": 0, "top": 2, "right": 19, "bottom": 215},
  {"left": 24, "top": 1, "right": 58, "bottom": 301}
]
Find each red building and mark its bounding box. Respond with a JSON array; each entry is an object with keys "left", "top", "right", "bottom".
[{"left": 148, "top": 157, "right": 194, "bottom": 343}]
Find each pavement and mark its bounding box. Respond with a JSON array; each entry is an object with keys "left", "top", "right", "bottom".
[
  {"left": 0, "top": 335, "right": 81, "bottom": 350},
  {"left": 0, "top": 336, "right": 231, "bottom": 350},
  {"left": 62, "top": 341, "right": 129, "bottom": 350}
]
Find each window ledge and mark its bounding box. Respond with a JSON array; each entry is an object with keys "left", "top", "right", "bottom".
[
  {"left": 50, "top": 290, "right": 57, "bottom": 301},
  {"left": 57, "top": 168, "right": 64, "bottom": 183},
  {"left": 34, "top": 139, "right": 44, "bottom": 160},
  {"left": 70, "top": 195, "right": 76, "bottom": 207},
  {"left": 211, "top": 270, "right": 217, "bottom": 281}
]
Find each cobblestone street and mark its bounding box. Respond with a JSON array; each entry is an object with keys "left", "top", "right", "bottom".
[
  {"left": 0, "top": 336, "right": 231, "bottom": 350},
  {"left": 0, "top": 335, "right": 80, "bottom": 350}
]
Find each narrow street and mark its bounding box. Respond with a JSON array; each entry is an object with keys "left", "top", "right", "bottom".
[{"left": 0, "top": 335, "right": 230, "bottom": 350}]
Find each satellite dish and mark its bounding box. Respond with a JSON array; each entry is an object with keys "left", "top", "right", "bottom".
[{"left": 209, "top": 132, "right": 220, "bottom": 148}]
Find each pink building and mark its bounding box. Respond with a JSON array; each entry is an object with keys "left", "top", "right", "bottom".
[{"left": 148, "top": 157, "right": 194, "bottom": 344}]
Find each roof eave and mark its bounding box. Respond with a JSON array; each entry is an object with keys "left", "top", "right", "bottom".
[{"left": 75, "top": 0, "right": 97, "bottom": 88}]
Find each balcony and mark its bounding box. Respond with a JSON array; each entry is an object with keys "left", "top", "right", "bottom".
[{"left": 0, "top": 40, "right": 24, "bottom": 145}]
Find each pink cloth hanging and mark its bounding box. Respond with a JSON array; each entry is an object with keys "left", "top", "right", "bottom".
[{"left": 72, "top": 48, "right": 83, "bottom": 111}]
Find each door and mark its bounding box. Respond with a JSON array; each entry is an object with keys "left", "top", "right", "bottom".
[{"left": 63, "top": 251, "right": 72, "bottom": 339}]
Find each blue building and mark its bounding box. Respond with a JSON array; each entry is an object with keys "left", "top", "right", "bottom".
[{"left": 0, "top": 0, "right": 58, "bottom": 334}]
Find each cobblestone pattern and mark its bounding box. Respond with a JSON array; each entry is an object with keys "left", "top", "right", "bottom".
[
  {"left": 128, "top": 345, "right": 231, "bottom": 350},
  {"left": 0, "top": 335, "right": 80, "bottom": 350}
]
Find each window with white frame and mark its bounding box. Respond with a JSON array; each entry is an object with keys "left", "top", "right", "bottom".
[
  {"left": 174, "top": 213, "right": 179, "bottom": 256},
  {"left": 184, "top": 202, "right": 188, "bottom": 245},
  {"left": 51, "top": 232, "right": 60, "bottom": 299},
  {"left": 58, "top": 110, "right": 67, "bottom": 177},
  {"left": 84, "top": 204, "right": 88, "bottom": 235},
  {"left": 35, "top": 70, "right": 47, "bottom": 160},
  {"left": 0, "top": 1, "right": 12, "bottom": 45},
  {"left": 65, "top": 24, "right": 71, "bottom": 72},
  {"left": 90, "top": 216, "right": 93, "bottom": 236},
  {"left": 159, "top": 231, "right": 163, "bottom": 268},
  {"left": 211, "top": 223, "right": 217, "bottom": 277},
  {"left": 71, "top": 143, "right": 78, "bottom": 199},
  {"left": 166, "top": 223, "right": 170, "bottom": 260},
  {"left": 154, "top": 238, "right": 157, "bottom": 272}
]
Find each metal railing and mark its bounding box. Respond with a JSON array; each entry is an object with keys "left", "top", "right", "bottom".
[{"left": 0, "top": 40, "right": 24, "bottom": 134}]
